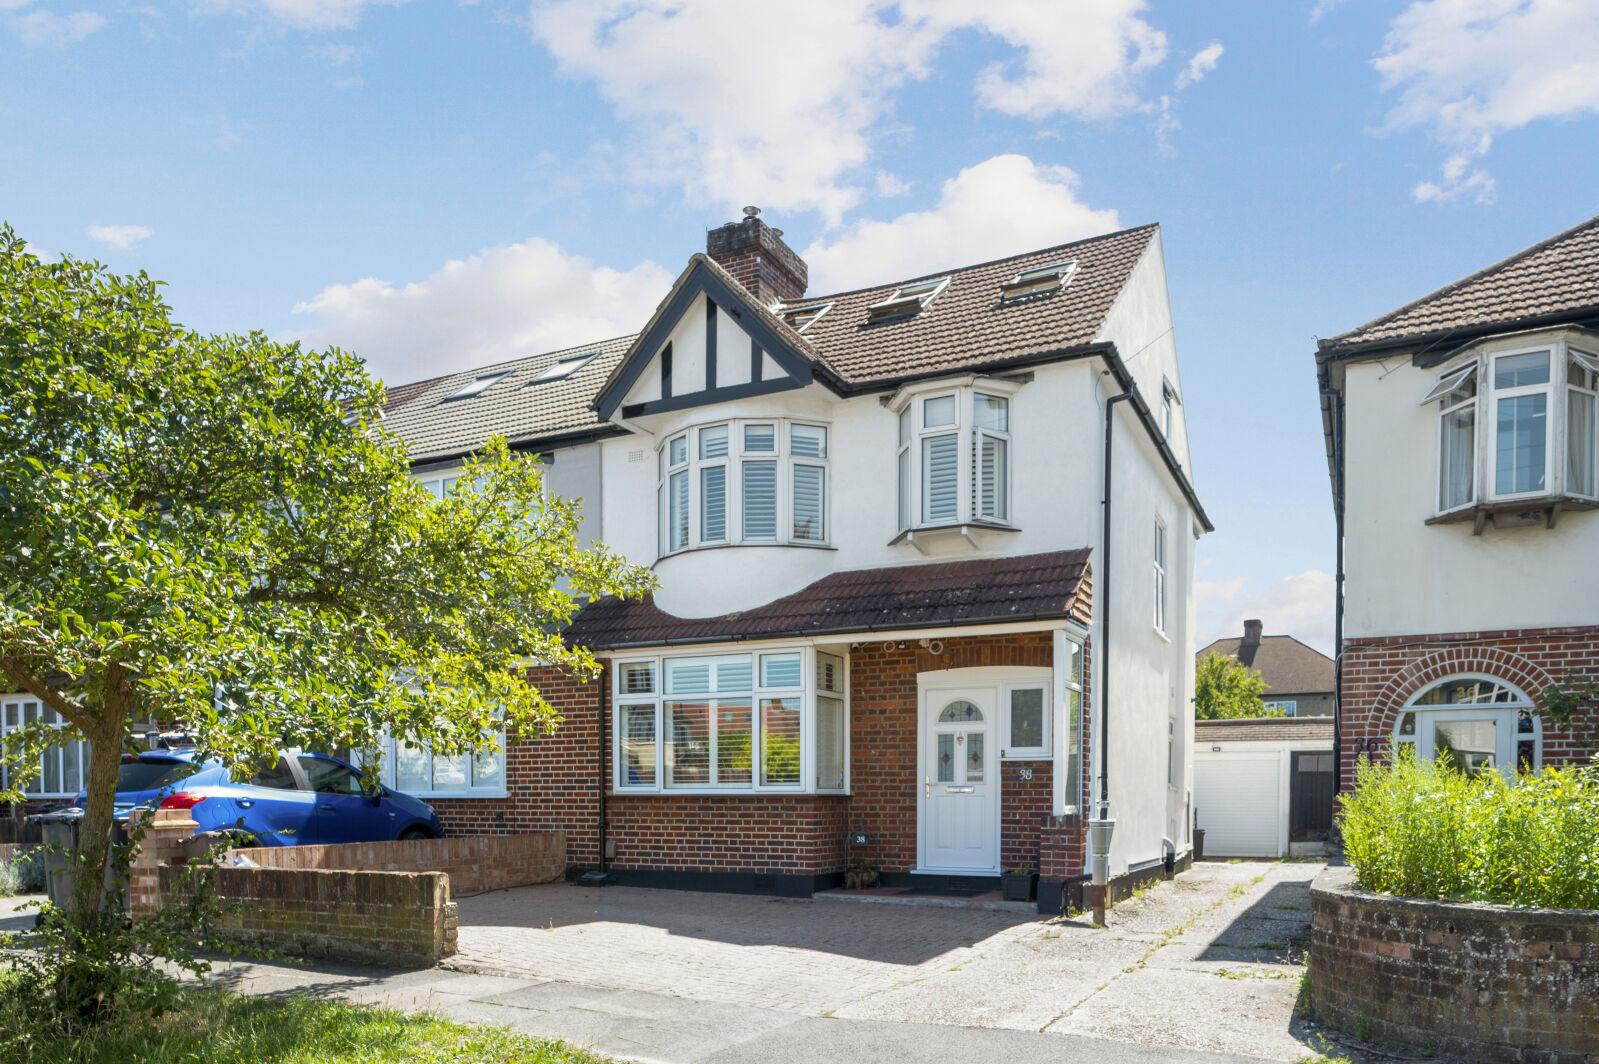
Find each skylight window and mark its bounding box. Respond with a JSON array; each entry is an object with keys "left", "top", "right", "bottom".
[
  {"left": 1000, "top": 260, "right": 1076, "bottom": 301},
  {"left": 781, "top": 303, "right": 833, "bottom": 333},
  {"left": 866, "top": 277, "right": 950, "bottom": 322},
  {"left": 530, "top": 352, "right": 597, "bottom": 384},
  {"left": 445, "top": 371, "right": 511, "bottom": 401}
]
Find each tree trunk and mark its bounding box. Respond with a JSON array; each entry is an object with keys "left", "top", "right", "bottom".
[{"left": 70, "top": 704, "right": 127, "bottom": 925}]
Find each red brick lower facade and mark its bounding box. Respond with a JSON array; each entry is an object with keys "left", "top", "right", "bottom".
[
  {"left": 1339, "top": 625, "right": 1599, "bottom": 790},
  {"left": 430, "top": 631, "right": 1092, "bottom": 907}
]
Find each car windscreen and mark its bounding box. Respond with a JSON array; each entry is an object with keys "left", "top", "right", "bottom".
[{"left": 115, "top": 758, "right": 202, "bottom": 793}]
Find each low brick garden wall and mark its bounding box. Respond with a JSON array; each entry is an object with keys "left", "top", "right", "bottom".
[
  {"left": 1310, "top": 866, "right": 1599, "bottom": 1062},
  {"left": 161, "top": 865, "right": 457, "bottom": 967},
  {"left": 225, "top": 831, "right": 564, "bottom": 896}
]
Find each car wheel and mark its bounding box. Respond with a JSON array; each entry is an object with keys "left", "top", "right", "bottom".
[{"left": 397, "top": 826, "right": 434, "bottom": 841}]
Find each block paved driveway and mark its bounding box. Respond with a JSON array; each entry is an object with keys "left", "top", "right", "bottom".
[{"left": 446, "top": 859, "right": 1329, "bottom": 1061}]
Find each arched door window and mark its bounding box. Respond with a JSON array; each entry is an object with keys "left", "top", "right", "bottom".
[{"left": 1394, "top": 677, "right": 1540, "bottom": 777}]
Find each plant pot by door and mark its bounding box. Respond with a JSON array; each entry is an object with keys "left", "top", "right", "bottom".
[{"left": 1002, "top": 872, "right": 1038, "bottom": 902}]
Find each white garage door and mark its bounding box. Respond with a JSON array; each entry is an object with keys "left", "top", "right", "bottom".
[{"left": 1193, "top": 753, "right": 1283, "bottom": 858}]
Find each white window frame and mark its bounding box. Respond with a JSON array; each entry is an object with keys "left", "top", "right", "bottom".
[
  {"left": 610, "top": 646, "right": 850, "bottom": 795},
  {"left": 1394, "top": 675, "right": 1541, "bottom": 779},
  {"left": 1264, "top": 700, "right": 1299, "bottom": 716},
  {"left": 1153, "top": 517, "right": 1168, "bottom": 636},
  {"left": 1487, "top": 347, "right": 1554, "bottom": 501},
  {"left": 657, "top": 419, "right": 830, "bottom": 555},
  {"left": 1568, "top": 349, "right": 1599, "bottom": 500},
  {"left": 1000, "top": 681, "right": 1051, "bottom": 759},
  {"left": 1, "top": 694, "right": 88, "bottom": 799},
  {"left": 416, "top": 471, "right": 460, "bottom": 499},
  {"left": 890, "top": 379, "right": 1021, "bottom": 532},
  {"left": 1057, "top": 633, "right": 1086, "bottom": 813}
]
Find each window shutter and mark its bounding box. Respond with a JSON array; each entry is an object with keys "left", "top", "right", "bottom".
[
  {"left": 922, "top": 434, "right": 958, "bottom": 522},
  {"left": 792, "top": 464, "right": 824, "bottom": 540},
  {"left": 743, "top": 461, "right": 777, "bottom": 539},
  {"left": 669, "top": 470, "right": 689, "bottom": 550},
  {"left": 701, "top": 465, "right": 727, "bottom": 541},
  {"left": 976, "top": 433, "right": 1007, "bottom": 520}
]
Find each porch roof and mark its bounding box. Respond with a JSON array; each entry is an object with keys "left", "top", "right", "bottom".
[{"left": 565, "top": 549, "right": 1092, "bottom": 651}]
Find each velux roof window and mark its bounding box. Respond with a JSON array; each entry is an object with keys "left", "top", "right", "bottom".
[
  {"left": 530, "top": 351, "right": 597, "bottom": 384},
  {"left": 1000, "top": 260, "right": 1076, "bottom": 302},
  {"left": 445, "top": 371, "right": 511, "bottom": 401},
  {"left": 866, "top": 277, "right": 950, "bottom": 323},
  {"left": 781, "top": 302, "right": 833, "bottom": 332}
]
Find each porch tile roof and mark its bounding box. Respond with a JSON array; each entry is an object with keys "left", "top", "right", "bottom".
[{"left": 565, "top": 549, "right": 1092, "bottom": 651}]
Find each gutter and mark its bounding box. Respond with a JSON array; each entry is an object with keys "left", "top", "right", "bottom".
[{"left": 406, "top": 423, "right": 630, "bottom": 472}]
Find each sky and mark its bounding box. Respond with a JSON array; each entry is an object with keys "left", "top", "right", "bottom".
[{"left": 5, "top": 0, "right": 1599, "bottom": 657}]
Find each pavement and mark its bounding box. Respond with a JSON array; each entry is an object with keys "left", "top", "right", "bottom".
[{"left": 178, "top": 858, "right": 1334, "bottom": 1064}]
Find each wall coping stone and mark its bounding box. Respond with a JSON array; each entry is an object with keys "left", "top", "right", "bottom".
[{"left": 1312, "top": 865, "right": 1599, "bottom": 926}]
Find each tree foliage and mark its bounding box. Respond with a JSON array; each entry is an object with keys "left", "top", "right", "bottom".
[
  {"left": 0, "top": 225, "right": 654, "bottom": 931},
  {"left": 1194, "top": 652, "right": 1277, "bottom": 720}
]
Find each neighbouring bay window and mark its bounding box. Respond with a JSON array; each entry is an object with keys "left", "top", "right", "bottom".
[
  {"left": 660, "top": 420, "right": 829, "bottom": 554},
  {"left": 613, "top": 647, "right": 849, "bottom": 794},
  {"left": 0, "top": 694, "right": 87, "bottom": 798},
  {"left": 344, "top": 731, "right": 508, "bottom": 798},
  {"left": 1426, "top": 339, "right": 1599, "bottom": 514},
  {"left": 893, "top": 382, "right": 1017, "bottom": 531}
]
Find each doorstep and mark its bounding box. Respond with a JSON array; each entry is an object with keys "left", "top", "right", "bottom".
[{"left": 814, "top": 886, "right": 1037, "bottom": 914}]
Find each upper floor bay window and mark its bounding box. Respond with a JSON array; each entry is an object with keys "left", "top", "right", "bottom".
[
  {"left": 614, "top": 648, "right": 848, "bottom": 794},
  {"left": 894, "top": 385, "right": 1016, "bottom": 531},
  {"left": 1429, "top": 339, "right": 1599, "bottom": 515},
  {"left": 660, "top": 420, "right": 829, "bottom": 554}
]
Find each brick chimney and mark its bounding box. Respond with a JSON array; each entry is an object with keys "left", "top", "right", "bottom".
[
  {"left": 1242, "top": 619, "right": 1263, "bottom": 647},
  {"left": 706, "top": 207, "right": 808, "bottom": 304}
]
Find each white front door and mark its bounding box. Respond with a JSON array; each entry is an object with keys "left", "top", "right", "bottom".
[
  {"left": 1417, "top": 709, "right": 1516, "bottom": 778},
  {"left": 919, "top": 686, "right": 999, "bottom": 872}
]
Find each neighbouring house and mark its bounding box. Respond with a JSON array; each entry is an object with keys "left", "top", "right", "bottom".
[
  {"left": 1192, "top": 716, "right": 1335, "bottom": 858},
  {"left": 1196, "top": 619, "right": 1334, "bottom": 717},
  {"left": 1316, "top": 214, "right": 1599, "bottom": 790}
]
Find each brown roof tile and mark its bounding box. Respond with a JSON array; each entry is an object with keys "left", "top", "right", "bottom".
[
  {"left": 1196, "top": 717, "right": 1335, "bottom": 743},
  {"left": 566, "top": 549, "right": 1091, "bottom": 650},
  {"left": 1321, "top": 213, "right": 1599, "bottom": 354},
  {"left": 1196, "top": 635, "right": 1333, "bottom": 697}
]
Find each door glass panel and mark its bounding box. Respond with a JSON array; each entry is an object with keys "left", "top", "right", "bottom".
[
  {"left": 965, "top": 733, "right": 984, "bottom": 782},
  {"left": 1432, "top": 719, "right": 1498, "bottom": 777},
  {"left": 936, "top": 733, "right": 955, "bottom": 783},
  {"left": 939, "top": 700, "right": 983, "bottom": 723}
]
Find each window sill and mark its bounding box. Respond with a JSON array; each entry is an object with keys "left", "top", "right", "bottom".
[
  {"left": 611, "top": 788, "right": 850, "bottom": 798},
  {"left": 888, "top": 520, "right": 1019, "bottom": 554},
  {"left": 1425, "top": 495, "right": 1598, "bottom": 534},
  {"left": 409, "top": 790, "right": 508, "bottom": 800},
  {"left": 657, "top": 541, "right": 838, "bottom": 563},
  {"left": 1153, "top": 627, "right": 1171, "bottom": 644},
  {"left": 1001, "top": 751, "right": 1053, "bottom": 761}
]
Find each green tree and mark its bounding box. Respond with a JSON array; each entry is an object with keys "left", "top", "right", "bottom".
[
  {"left": 1194, "top": 652, "right": 1278, "bottom": 720},
  {"left": 0, "top": 227, "right": 652, "bottom": 951}
]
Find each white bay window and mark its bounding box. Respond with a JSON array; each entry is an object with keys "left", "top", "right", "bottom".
[
  {"left": 614, "top": 648, "right": 848, "bottom": 794},
  {"left": 659, "top": 420, "right": 829, "bottom": 553},
  {"left": 1, "top": 695, "right": 87, "bottom": 798},
  {"left": 893, "top": 382, "right": 1017, "bottom": 532}
]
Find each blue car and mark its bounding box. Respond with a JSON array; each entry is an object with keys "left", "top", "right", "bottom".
[{"left": 71, "top": 749, "right": 444, "bottom": 846}]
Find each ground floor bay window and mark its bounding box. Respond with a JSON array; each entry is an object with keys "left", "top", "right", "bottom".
[
  {"left": 613, "top": 647, "right": 848, "bottom": 794},
  {"left": 0, "top": 694, "right": 87, "bottom": 799}
]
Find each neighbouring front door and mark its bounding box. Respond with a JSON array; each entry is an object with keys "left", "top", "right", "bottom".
[{"left": 920, "top": 687, "right": 999, "bottom": 872}]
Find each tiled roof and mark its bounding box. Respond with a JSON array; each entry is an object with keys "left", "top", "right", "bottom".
[
  {"left": 1321, "top": 213, "right": 1599, "bottom": 354},
  {"left": 783, "top": 224, "right": 1159, "bottom": 385},
  {"left": 1196, "top": 717, "right": 1335, "bottom": 743},
  {"left": 565, "top": 549, "right": 1092, "bottom": 650},
  {"left": 1196, "top": 635, "right": 1333, "bottom": 697},
  {"left": 380, "top": 335, "right": 635, "bottom": 464}
]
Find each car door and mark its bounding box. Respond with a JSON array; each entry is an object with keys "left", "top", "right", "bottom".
[
  {"left": 228, "top": 755, "right": 316, "bottom": 846},
  {"left": 296, "top": 755, "right": 393, "bottom": 844}
]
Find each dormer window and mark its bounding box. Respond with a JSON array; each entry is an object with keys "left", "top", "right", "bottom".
[
  {"left": 659, "top": 419, "right": 829, "bottom": 555},
  {"left": 1426, "top": 336, "right": 1599, "bottom": 523},
  {"left": 530, "top": 351, "right": 596, "bottom": 383},
  {"left": 893, "top": 385, "right": 1015, "bottom": 532},
  {"left": 1000, "top": 260, "right": 1076, "bottom": 301},
  {"left": 781, "top": 302, "right": 832, "bottom": 333},
  {"left": 867, "top": 277, "right": 950, "bottom": 322},
  {"left": 445, "top": 371, "right": 510, "bottom": 400}
]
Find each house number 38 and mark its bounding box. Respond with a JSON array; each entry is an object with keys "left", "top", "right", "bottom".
[{"left": 1017, "top": 767, "right": 1033, "bottom": 781}]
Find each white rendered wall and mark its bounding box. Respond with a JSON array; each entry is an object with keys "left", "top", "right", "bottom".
[{"left": 1342, "top": 357, "right": 1599, "bottom": 639}]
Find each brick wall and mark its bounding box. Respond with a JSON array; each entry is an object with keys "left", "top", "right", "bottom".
[
  {"left": 1340, "top": 625, "right": 1599, "bottom": 790},
  {"left": 161, "top": 865, "right": 457, "bottom": 968},
  {"left": 606, "top": 795, "right": 847, "bottom": 874},
  {"left": 1311, "top": 866, "right": 1599, "bottom": 1061},
  {"left": 227, "top": 832, "right": 564, "bottom": 896}
]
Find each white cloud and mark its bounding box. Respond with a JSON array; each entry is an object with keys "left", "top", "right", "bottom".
[
  {"left": 1309, "top": 0, "right": 1344, "bottom": 22},
  {"left": 86, "top": 224, "right": 152, "bottom": 251},
  {"left": 530, "top": 0, "right": 1176, "bottom": 221},
  {"left": 1175, "top": 41, "right": 1223, "bottom": 90},
  {"left": 801, "top": 154, "right": 1120, "bottom": 292},
  {"left": 197, "top": 0, "right": 407, "bottom": 31},
  {"left": 1375, "top": 0, "right": 1599, "bottom": 203},
  {"left": 16, "top": 9, "right": 105, "bottom": 45},
  {"left": 1197, "top": 569, "right": 1336, "bottom": 658},
  {"left": 288, "top": 237, "right": 674, "bottom": 384}
]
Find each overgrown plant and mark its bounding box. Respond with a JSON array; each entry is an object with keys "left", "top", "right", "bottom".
[
  {"left": 1340, "top": 747, "right": 1599, "bottom": 908},
  {"left": 0, "top": 226, "right": 654, "bottom": 1019},
  {"left": 1195, "top": 653, "right": 1278, "bottom": 720}
]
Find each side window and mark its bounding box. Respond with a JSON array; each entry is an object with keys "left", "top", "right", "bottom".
[
  {"left": 297, "top": 756, "right": 364, "bottom": 795},
  {"left": 243, "top": 756, "right": 300, "bottom": 790}
]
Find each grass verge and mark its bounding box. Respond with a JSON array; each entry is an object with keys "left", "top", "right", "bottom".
[{"left": 0, "top": 986, "right": 616, "bottom": 1064}]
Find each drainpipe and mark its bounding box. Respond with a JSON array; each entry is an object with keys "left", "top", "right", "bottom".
[
  {"left": 1327, "top": 388, "right": 1347, "bottom": 798},
  {"left": 1091, "top": 388, "right": 1133, "bottom": 925}
]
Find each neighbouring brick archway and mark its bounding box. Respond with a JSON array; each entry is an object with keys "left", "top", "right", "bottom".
[{"left": 1369, "top": 644, "right": 1555, "bottom": 739}]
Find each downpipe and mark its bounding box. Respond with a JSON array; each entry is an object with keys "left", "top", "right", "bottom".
[{"left": 1091, "top": 389, "right": 1132, "bottom": 926}]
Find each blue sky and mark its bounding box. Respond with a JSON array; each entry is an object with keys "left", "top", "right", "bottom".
[{"left": 6, "top": 0, "right": 1599, "bottom": 654}]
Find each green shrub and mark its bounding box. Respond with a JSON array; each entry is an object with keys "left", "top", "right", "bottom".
[{"left": 1340, "top": 749, "right": 1599, "bottom": 908}]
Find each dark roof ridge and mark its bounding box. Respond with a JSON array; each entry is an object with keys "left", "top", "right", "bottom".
[
  {"left": 787, "top": 222, "right": 1161, "bottom": 306},
  {"left": 1321, "top": 212, "right": 1599, "bottom": 353}
]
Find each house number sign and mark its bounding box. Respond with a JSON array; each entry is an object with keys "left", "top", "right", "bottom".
[{"left": 1017, "top": 767, "right": 1034, "bottom": 781}]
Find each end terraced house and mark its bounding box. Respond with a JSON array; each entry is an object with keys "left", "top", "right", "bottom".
[
  {"left": 4, "top": 214, "right": 1211, "bottom": 913},
  {"left": 1317, "top": 213, "right": 1599, "bottom": 789}
]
